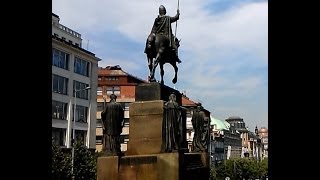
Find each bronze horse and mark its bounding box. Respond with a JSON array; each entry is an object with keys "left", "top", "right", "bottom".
[{"left": 145, "top": 34, "right": 180, "bottom": 84}]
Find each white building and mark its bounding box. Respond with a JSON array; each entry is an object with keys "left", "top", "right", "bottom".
[{"left": 52, "top": 13, "right": 101, "bottom": 149}]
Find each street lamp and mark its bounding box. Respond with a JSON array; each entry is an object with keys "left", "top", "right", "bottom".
[
  {"left": 71, "top": 86, "right": 91, "bottom": 178},
  {"left": 55, "top": 106, "right": 59, "bottom": 119}
]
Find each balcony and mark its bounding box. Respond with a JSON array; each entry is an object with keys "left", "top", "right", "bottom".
[{"left": 55, "top": 23, "right": 81, "bottom": 38}]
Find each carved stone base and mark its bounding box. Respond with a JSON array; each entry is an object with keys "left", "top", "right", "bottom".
[
  {"left": 126, "top": 100, "right": 164, "bottom": 155},
  {"left": 97, "top": 152, "right": 209, "bottom": 180}
]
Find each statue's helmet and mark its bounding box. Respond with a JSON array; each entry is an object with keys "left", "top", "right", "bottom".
[{"left": 159, "top": 5, "right": 166, "bottom": 15}]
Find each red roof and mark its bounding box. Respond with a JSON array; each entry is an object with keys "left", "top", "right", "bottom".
[{"left": 182, "top": 95, "right": 197, "bottom": 106}]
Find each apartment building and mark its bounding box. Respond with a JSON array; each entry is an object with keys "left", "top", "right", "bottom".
[
  {"left": 52, "top": 13, "right": 101, "bottom": 149},
  {"left": 225, "top": 116, "right": 262, "bottom": 159},
  {"left": 210, "top": 116, "right": 229, "bottom": 163},
  {"left": 95, "top": 65, "right": 146, "bottom": 152},
  {"left": 258, "top": 127, "right": 268, "bottom": 158}
]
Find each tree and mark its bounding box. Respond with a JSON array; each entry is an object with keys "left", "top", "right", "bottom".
[
  {"left": 52, "top": 140, "right": 97, "bottom": 180},
  {"left": 52, "top": 142, "right": 72, "bottom": 179},
  {"left": 73, "top": 140, "right": 97, "bottom": 180},
  {"left": 258, "top": 158, "right": 268, "bottom": 179},
  {"left": 213, "top": 158, "right": 268, "bottom": 180}
]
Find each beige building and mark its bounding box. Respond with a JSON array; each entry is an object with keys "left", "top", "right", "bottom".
[
  {"left": 52, "top": 13, "right": 101, "bottom": 149},
  {"left": 258, "top": 127, "right": 268, "bottom": 158}
]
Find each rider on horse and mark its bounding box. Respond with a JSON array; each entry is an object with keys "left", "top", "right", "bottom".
[{"left": 145, "top": 5, "right": 181, "bottom": 63}]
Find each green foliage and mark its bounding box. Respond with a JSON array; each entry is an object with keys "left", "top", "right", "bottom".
[
  {"left": 258, "top": 158, "right": 268, "bottom": 178},
  {"left": 52, "top": 140, "right": 97, "bottom": 180},
  {"left": 52, "top": 142, "right": 72, "bottom": 179},
  {"left": 212, "top": 158, "right": 268, "bottom": 180},
  {"left": 210, "top": 164, "right": 217, "bottom": 179},
  {"left": 73, "top": 140, "right": 97, "bottom": 180}
]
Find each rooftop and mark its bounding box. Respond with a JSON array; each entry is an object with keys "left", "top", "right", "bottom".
[
  {"left": 52, "top": 35, "right": 100, "bottom": 59},
  {"left": 98, "top": 65, "right": 147, "bottom": 83},
  {"left": 210, "top": 116, "right": 230, "bottom": 130},
  {"left": 182, "top": 95, "right": 197, "bottom": 106}
]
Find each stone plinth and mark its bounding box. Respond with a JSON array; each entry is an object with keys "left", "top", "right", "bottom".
[
  {"left": 97, "top": 156, "right": 119, "bottom": 180},
  {"left": 119, "top": 155, "right": 158, "bottom": 180},
  {"left": 135, "top": 82, "right": 182, "bottom": 106},
  {"left": 126, "top": 100, "right": 164, "bottom": 155},
  {"left": 181, "top": 152, "right": 210, "bottom": 180},
  {"left": 97, "top": 82, "right": 208, "bottom": 180},
  {"left": 97, "top": 153, "right": 209, "bottom": 180},
  {"left": 98, "top": 153, "right": 179, "bottom": 180}
]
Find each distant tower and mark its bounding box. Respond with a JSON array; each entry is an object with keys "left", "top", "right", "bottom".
[{"left": 255, "top": 125, "right": 259, "bottom": 136}]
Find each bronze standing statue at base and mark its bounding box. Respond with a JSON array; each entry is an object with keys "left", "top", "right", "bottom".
[
  {"left": 161, "top": 93, "right": 182, "bottom": 153},
  {"left": 101, "top": 94, "right": 124, "bottom": 156},
  {"left": 191, "top": 103, "right": 209, "bottom": 152}
]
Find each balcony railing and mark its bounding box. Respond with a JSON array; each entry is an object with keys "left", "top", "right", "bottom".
[{"left": 55, "top": 23, "right": 81, "bottom": 38}]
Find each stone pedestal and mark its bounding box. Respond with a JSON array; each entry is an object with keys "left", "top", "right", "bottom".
[
  {"left": 97, "top": 156, "right": 119, "bottom": 180},
  {"left": 117, "top": 153, "right": 178, "bottom": 180},
  {"left": 135, "top": 82, "right": 182, "bottom": 106},
  {"left": 97, "top": 82, "right": 209, "bottom": 180},
  {"left": 126, "top": 100, "right": 164, "bottom": 155},
  {"left": 97, "top": 152, "right": 209, "bottom": 180}
]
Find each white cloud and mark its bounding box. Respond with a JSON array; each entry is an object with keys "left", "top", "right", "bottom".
[{"left": 52, "top": 0, "right": 268, "bottom": 131}]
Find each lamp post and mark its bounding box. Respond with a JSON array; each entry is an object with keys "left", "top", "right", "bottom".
[
  {"left": 71, "top": 86, "right": 91, "bottom": 178},
  {"left": 55, "top": 106, "right": 59, "bottom": 119}
]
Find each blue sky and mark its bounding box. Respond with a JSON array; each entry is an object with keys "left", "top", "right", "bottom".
[{"left": 52, "top": 0, "right": 268, "bottom": 132}]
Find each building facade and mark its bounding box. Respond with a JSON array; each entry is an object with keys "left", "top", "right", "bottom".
[
  {"left": 225, "top": 116, "right": 262, "bottom": 159},
  {"left": 210, "top": 116, "right": 230, "bottom": 164},
  {"left": 258, "top": 127, "right": 268, "bottom": 159},
  {"left": 95, "top": 65, "right": 146, "bottom": 152},
  {"left": 52, "top": 13, "right": 101, "bottom": 149}
]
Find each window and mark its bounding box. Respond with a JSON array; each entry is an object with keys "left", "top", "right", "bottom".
[
  {"left": 96, "top": 119, "right": 103, "bottom": 128},
  {"left": 73, "top": 105, "right": 88, "bottom": 123},
  {"left": 97, "top": 87, "right": 102, "bottom": 96},
  {"left": 52, "top": 100, "right": 68, "bottom": 120},
  {"left": 98, "top": 77, "right": 102, "bottom": 81},
  {"left": 106, "top": 86, "right": 120, "bottom": 96},
  {"left": 120, "top": 135, "right": 129, "bottom": 143},
  {"left": 120, "top": 102, "right": 129, "bottom": 110},
  {"left": 72, "top": 130, "right": 87, "bottom": 144},
  {"left": 106, "top": 77, "right": 119, "bottom": 81},
  {"left": 73, "top": 80, "right": 89, "bottom": 99},
  {"left": 123, "top": 118, "right": 129, "bottom": 126},
  {"left": 74, "top": 57, "right": 90, "bottom": 76},
  {"left": 124, "top": 102, "right": 130, "bottom": 110},
  {"left": 52, "top": 74, "right": 68, "bottom": 95},
  {"left": 96, "top": 135, "right": 102, "bottom": 144},
  {"left": 52, "top": 128, "right": 66, "bottom": 146},
  {"left": 97, "top": 102, "right": 104, "bottom": 111},
  {"left": 52, "top": 48, "right": 69, "bottom": 70}
]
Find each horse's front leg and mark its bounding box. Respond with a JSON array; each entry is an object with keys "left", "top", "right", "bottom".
[
  {"left": 148, "top": 57, "right": 153, "bottom": 75},
  {"left": 160, "top": 63, "right": 164, "bottom": 84},
  {"left": 172, "top": 63, "right": 178, "bottom": 84},
  {"left": 147, "top": 57, "right": 156, "bottom": 82}
]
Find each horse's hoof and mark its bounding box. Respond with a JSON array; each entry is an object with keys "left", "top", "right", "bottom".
[
  {"left": 149, "top": 77, "right": 156, "bottom": 83},
  {"left": 172, "top": 78, "right": 177, "bottom": 84}
]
